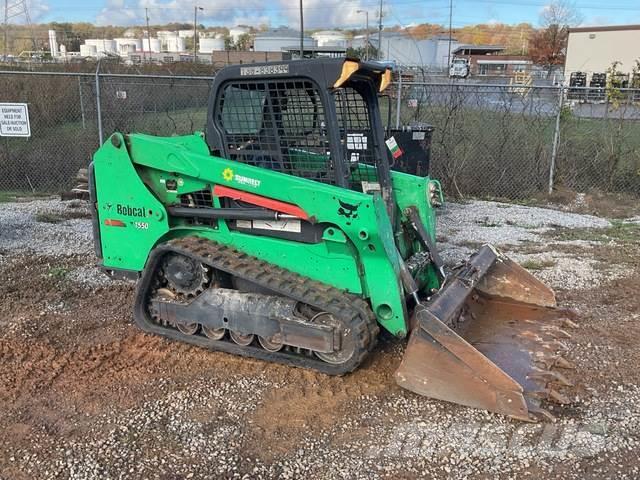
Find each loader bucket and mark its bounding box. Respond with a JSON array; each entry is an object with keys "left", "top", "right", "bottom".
[{"left": 395, "top": 245, "right": 577, "bottom": 421}]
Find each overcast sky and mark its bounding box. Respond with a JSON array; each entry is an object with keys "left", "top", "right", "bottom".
[{"left": 27, "top": 0, "right": 640, "bottom": 29}]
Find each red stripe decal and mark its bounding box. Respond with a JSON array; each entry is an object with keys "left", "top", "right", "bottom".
[
  {"left": 213, "top": 184, "right": 309, "bottom": 220},
  {"left": 104, "top": 219, "right": 126, "bottom": 227}
]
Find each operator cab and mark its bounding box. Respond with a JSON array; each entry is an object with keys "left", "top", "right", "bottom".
[{"left": 205, "top": 59, "right": 394, "bottom": 199}]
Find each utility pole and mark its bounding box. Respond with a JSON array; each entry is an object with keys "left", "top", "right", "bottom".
[
  {"left": 2, "top": 0, "right": 35, "bottom": 59},
  {"left": 447, "top": 0, "right": 453, "bottom": 69},
  {"left": 357, "top": 10, "right": 369, "bottom": 61},
  {"left": 2, "top": 0, "right": 7, "bottom": 59},
  {"left": 193, "top": 5, "right": 203, "bottom": 62},
  {"left": 299, "top": 0, "right": 304, "bottom": 59},
  {"left": 377, "top": 0, "right": 383, "bottom": 60},
  {"left": 141, "top": 13, "right": 146, "bottom": 63},
  {"left": 145, "top": 7, "right": 151, "bottom": 63}
]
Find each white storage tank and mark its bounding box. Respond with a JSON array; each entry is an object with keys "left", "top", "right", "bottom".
[
  {"left": 166, "top": 36, "right": 186, "bottom": 52},
  {"left": 312, "top": 30, "right": 347, "bottom": 47},
  {"left": 254, "top": 28, "right": 315, "bottom": 52},
  {"left": 85, "top": 39, "right": 116, "bottom": 54},
  {"left": 118, "top": 43, "right": 136, "bottom": 55},
  {"left": 48, "top": 30, "right": 58, "bottom": 57},
  {"left": 199, "top": 36, "right": 224, "bottom": 53},
  {"left": 80, "top": 44, "right": 97, "bottom": 57},
  {"left": 156, "top": 30, "right": 176, "bottom": 41},
  {"left": 115, "top": 38, "right": 142, "bottom": 52},
  {"left": 143, "top": 38, "right": 161, "bottom": 52},
  {"left": 229, "top": 26, "right": 250, "bottom": 43}
]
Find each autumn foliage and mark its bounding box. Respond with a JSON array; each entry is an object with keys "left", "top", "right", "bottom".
[
  {"left": 528, "top": 24, "right": 569, "bottom": 70},
  {"left": 406, "top": 22, "right": 536, "bottom": 55}
]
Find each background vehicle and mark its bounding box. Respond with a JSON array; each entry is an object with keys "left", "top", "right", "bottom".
[{"left": 449, "top": 57, "right": 470, "bottom": 78}]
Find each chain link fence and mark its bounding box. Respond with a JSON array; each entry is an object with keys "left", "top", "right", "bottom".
[
  {"left": 1, "top": 69, "right": 639, "bottom": 200},
  {"left": 1, "top": 71, "right": 211, "bottom": 192},
  {"left": 390, "top": 81, "right": 640, "bottom": 199}
]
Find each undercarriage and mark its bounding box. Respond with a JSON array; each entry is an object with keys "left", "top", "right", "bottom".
[{"left": 136, "top": 237, "right": 380, "bottom": 375}]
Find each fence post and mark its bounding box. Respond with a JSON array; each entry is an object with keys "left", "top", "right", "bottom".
[
  {"left": 548, "top": 85, "right": 564, "bottom": 194},
  {"left": 78, "top": 76, "right": 86, "bottom": 129},
  {"left": 395, "top": 66, "right": 402, "bottom": 129},
  {"left": 95, "top": 60, "right": 104, "bottom": 145}
]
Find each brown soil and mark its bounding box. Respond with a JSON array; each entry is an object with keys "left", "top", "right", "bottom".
[
  {"left": 537, "top": 187, "right": 640, "bottom": 219},
  {"left": 1, "top": 238, "right": 640, "bottom": 478}
]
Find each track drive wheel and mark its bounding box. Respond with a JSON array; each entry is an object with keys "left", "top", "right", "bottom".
[{"left": 311, "top": 312, "right": 356, "bottom": 365}]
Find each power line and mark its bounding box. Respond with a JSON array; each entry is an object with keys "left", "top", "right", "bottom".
[{"left": 23, "top": 0, "right": 640, "bottom": 14}]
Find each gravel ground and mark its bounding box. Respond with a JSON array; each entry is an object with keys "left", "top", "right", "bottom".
[
  {"left": 1, "top": 198, "right": 640, "bottom": 480},
  {"left": 437, "top": 200, "right": 626, "bottom": 290},
  {"left": 0, "top": 199, "right": 93, "bottom": 258}
]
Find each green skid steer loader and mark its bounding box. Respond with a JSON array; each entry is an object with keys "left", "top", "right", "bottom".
[{"left": 90, "top": 59, "right": 577, "bottom": 421}]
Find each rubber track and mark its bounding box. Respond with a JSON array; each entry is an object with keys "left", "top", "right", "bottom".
[{"left": 134, "top": 236, "right": 380, "bottom": 376}]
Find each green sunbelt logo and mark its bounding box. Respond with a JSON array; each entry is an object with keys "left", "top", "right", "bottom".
[{"left": 117, "top": 204, "right": 146, "bottom": 217}]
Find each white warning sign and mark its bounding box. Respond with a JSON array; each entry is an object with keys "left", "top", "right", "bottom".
[{"left": 0, "top": 103, "right": 31, "bottom": 137}]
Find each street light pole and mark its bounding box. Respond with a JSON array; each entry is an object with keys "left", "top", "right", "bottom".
[
  {"left": 447, "top": 0, "right": 453, "bottom": 69},
  {"left": 299, "top": 0, "right": 304, "bottom": 59},
  {"left": 377, "top": 0, "right": 383, "bottom": 60},
  {"left": 145, "top": 7, "right": 150, "bottom": 63},
  {"left": 193, "top": 6, "right": 203, "bottom": 62},
  {"left": 357, "top": 10, "right": 369, "bottom": 61}
]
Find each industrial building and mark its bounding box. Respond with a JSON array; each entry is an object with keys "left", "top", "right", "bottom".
[
  {"left": 312, "top": 30, "right": 347, "bottom": 47},
  {"left": 565, "top": 24, "right": 640, "bottom": 84},
  {"left": 253, "top": 28, "right": 315, "bottom": 52},
  {"left": 211, "top": 50, "right": 289, "bottom": 68},
  {"left": 351, "top": 32, "right": 460, "bottom": 69},
  {"left": 198, "top": 36, "right": 225, "bottom": 53},
  {"left": 451, "top": 45, "right": 532, "bottom": 76}
]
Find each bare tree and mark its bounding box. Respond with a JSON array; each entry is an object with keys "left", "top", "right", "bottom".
[
  {"left": 530, "top": 0, "right": 583, "bottom": 73},
  {"left": 539, "top": 0, "right": 583, "bottom": 28}
]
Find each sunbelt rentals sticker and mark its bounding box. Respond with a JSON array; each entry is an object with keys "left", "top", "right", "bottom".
[{"left": 222, "top": 167, "right": 261, "bottom": 188}]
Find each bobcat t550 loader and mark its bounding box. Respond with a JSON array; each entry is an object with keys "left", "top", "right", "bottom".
[{"left": 90, "top": 59, "right": 576, "bottom": 421}]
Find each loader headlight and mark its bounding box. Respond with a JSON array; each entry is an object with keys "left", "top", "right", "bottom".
[{"left": 427, "top": 181, "right": 443, "bottom": 207}]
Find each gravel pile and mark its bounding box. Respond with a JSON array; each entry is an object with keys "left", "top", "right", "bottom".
[
  {"left": 40, "top": 377, "right": 270, "bottom": 480},
  {"left": 66, "top": 265, "right": 123, "bottom": 288},
  {"left": 508, "top": 251, "right": 628, "bottom": 290},
  {"left": 436, "top": 200, "right": 622, "bottom": 289},
  {"left": 438, "top": 200, "right": 610, "bottom": 251},
  {"left": 0, "top": 199, "right": 93, "bottom": 258},
  {"left": 7, "top": 374, "right": 639, "bottom": 479}
]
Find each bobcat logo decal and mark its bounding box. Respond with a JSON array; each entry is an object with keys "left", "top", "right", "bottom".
[{"left": 337, "top": 200, "right": 360, "bottom": 225}]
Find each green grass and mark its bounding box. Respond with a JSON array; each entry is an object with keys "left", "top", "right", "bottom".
[
  {"left": 0, "top": 191, "right": 52, "bottom": 203},
  {"left": 548, "top": 220, "right": 640, "bottom": 244},
  {"left": 35, "top": 212, "right": 64, "bottom": 223},
  {"left": 34, "top": 210, "right": 91, "bottom": 223},
  {"left": 48, "top": 266, "right": 69, "bottom": 279},
  {"left": 393, "top": 98, "right": 640, "bottom": 198},
  {"left": 504, "top": 219, "right": 539, "bottom": 229},
  {"left": 475, "top": 217, "right": 502, "bottom": 228},
  {"left": 457, "top": 240, "right": 484, "bottom": 250},
  {"left": 520, "top": 258, "right": 557, "bottom": 270}
]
